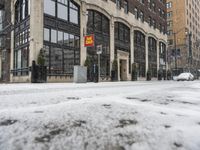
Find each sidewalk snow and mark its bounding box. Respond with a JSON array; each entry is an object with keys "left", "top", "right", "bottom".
[{"left": 0, "top": 81, "right": 200, "bottom": 150}]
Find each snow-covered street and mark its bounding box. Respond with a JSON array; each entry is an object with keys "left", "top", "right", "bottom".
[{"left": 0, "top": 81, "right": 200, "bottom": 150}]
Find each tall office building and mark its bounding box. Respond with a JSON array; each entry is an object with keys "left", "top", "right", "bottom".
[{"left": 167, "top": 0, "right": 200, "bottom": 75}]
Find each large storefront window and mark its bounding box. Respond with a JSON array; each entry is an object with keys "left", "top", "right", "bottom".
[
  {"left": 159, "top": 42, "right": 167, "bottom": 71},
  {"left": 44, "top": 0, "right": 79, "bottom": 25},
  {"left": 148, "top": 37, "right": 157, "bottom": 77},
  {"left": 114, "top": 22, "right": 130, "bottom": 52},
  {"left": 43, "top": 0, "right": 80, "bottom": 76},
  {"left": 134, "top": 31, "right": 146, "bottom": 77},
  {"left": 114, "top": 22, "right": 130, "bottom": 73},
  {"left": 43, "top": 28, "right": 80, "bottom": 75},
  {"left": 86, "top": 10, "right": 110, "bottom": 79},
  {"left": 13, "top": 0, "right": 30, "bottom": 76}
]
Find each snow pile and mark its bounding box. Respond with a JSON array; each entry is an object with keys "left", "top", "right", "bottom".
[{"left": 0, "top": 81, "right": 200, "bottom": 150}]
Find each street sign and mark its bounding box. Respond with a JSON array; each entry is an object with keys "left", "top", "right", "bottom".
[
  {"left": 96, "top": 45, "right": 102, "bottom": 54},
  {"left": 84, "top": 34, "right": 94, "bottom": 47}
]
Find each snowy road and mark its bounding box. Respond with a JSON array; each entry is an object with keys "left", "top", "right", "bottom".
[{"left": 0, "top": 81, "right": 200, "bottom": 150}]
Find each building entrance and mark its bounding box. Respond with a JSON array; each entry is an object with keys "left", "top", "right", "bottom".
[{"left": 120, "top": 59, "right": 127, "bottom": 81}]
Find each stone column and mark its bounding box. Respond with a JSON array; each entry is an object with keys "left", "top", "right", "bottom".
[
  {"left": 29, "top": 0, "right": 44, "bottom": 66},
  {"left": 130, "top": 26, "right": 134, "bottom": 71},
  {"left": 110, "top": 16, "right": 115, "bottom": 72},
  {"left": 80, "top": 2, "right": 87, "bottom": 66},
  {"left": 157, "top": 40, "right": 160, "bottom": 72},
  {"left": 10, "top": 0, "right": 15, "bottom": 82},
  {"left": 145, "top": 35, "right": 149, "bottom": 76}
]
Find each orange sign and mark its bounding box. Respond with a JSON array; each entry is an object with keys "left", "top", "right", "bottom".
[{"left": 84, "top": 34, "right": 94, "bottom": 47}]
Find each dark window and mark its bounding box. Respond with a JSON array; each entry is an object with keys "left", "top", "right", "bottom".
[
  {"left": 51, "top": 47, "right": 63, "bottom": 74},
  {"left": 94, "top": 12, "right": 102, "bottom": 33},
  {"left": 69, "top": 34, "right": 74, "bottom": 47},
  {"left": 124, "top": 0, "right": 128, "bottom": 14},
  {"left": 134, "top": 31, "right": 146, "bottom": 77},
  {"left": 148, "top": 37, "right": 157, "bottom": 77},
  {"left": 43, "top": 28, "right": 80, "bottom": 75},
  {"left": 114, "top": 22, "right": 130, "bottom": 52},
  {"left": 116, "top": 0, "right": 121, "bottom": 9},
  {"left": 15, "top": 0, "right": 29, "bottom": 23},
  {"left": 134, "top": 8, "right": 138, "bottom": 19},
  {"left": 14, "top": 0, "right": 30, "bottom": 76},
  {"left": 140, "top": 11, "right": 144, "bottom": 22},
  {"left": 114, "top": 22, "right": 131, "bottom": 73}
]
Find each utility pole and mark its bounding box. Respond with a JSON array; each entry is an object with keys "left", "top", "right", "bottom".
[
  {"left": 188, "top": 32, "right": 192, "bottom": 73},
  {"left": 96, "top": 45, "right": 102, "bottom": 82}
]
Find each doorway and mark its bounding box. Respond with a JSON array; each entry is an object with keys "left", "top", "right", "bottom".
[{"left": 120, "top": 59, "right": 127, "bottom": 81}]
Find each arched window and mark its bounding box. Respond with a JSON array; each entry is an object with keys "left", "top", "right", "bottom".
[
  {"left": 159, "top": 42, "right": 167, "bottom": 73},
  {"left": 86, "top": 10, "right": 110, "bottom": 79},
  {"left": 114, "top": 22, "right": 130, "bottom": 52},
  {"left": 148, "top": 37, "right": 157, "bottom": 77},
  {"left": 114, "top": 22, "right": 131, "bottom": 73},
  {"left": 134, "top": 31, "right": 146, "bottom": 77},
  {"left": 15, "top": 0, "right": 29, "bottom": 24},
  {"left": 13, "top": 0, "right": 30, "bottom": 76}
]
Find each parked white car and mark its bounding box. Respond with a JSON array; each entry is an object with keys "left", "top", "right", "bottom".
[{"left": 176, "top": 73, "right": 194, "bottom": 81}]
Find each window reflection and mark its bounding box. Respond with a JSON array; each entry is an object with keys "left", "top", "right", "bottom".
[
  {"left": 64, "top": 33, "right": 69, "bottom": 45},
  {"left": 57, "top": 2, "right": 68, "bottom": 20},
  {"left": 57, "top": 31, "right": 63, "bottom": 44},
  {"left": 44, "top": 0, "right": 55, "bottom": 16},
  {"left": 44, "top": 28, "right": 50, "bottom": 41},
  {"left": 51, "top": 29, "right": 57, "bottom": 43},
  {"left": 44, "top": 0, "right": 79, "bottom": 25}
]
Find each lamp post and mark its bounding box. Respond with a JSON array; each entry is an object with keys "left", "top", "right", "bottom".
[{"left": 188, "top": 32, "right": 192, "bottom": 73}]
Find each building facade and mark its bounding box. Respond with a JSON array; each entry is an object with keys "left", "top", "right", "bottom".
[
  {"left": 167, "top": 0, "right": 200, "bottom": 75},
  {"left": 9, "top": 0, "right": 167, "bottom": 82},
  {"left": 0, "top": 0, "right": 11, "bottom": 82}
]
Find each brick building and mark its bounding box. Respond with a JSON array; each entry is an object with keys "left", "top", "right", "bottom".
[{"left": 167, "top": 0, "right": 200, "bottom": 75}]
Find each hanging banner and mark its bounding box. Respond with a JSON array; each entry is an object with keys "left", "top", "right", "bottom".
[{"left": 84, "top": 34, "right": 94, "bottom": 47}]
